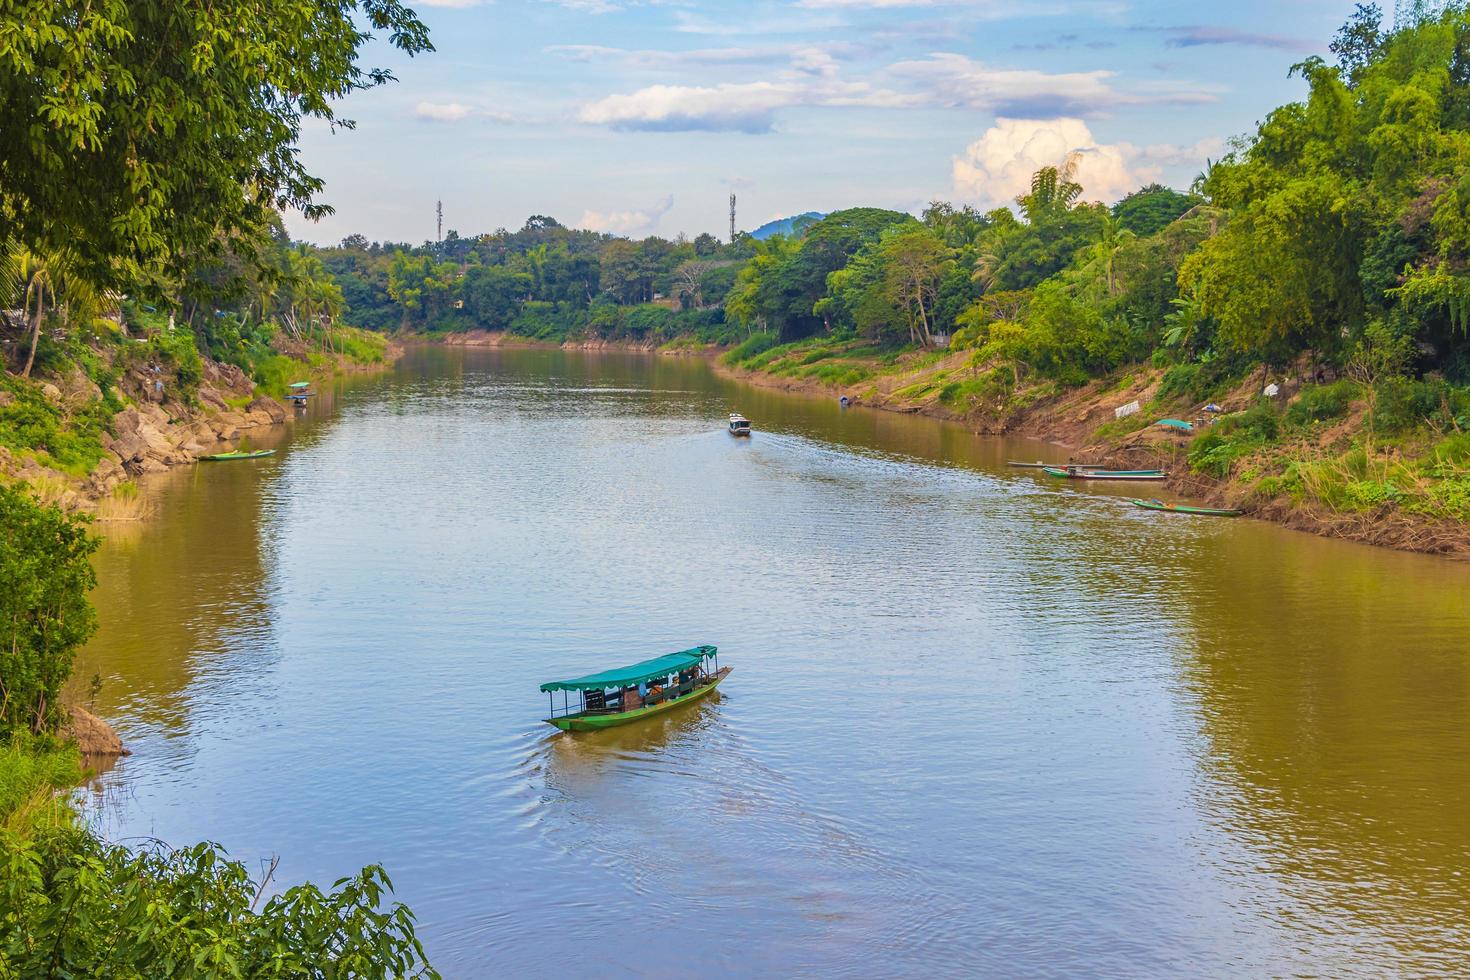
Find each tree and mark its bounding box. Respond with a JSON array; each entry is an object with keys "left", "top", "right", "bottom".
[
  {"left": 879, "top": 227, "right": 951, "bottom": 346},
  {"left": 462, "top": 265, "right": 532, "bottom": 326},
  {"left": 1018, "top": 161, "right": 1083, "bottom": 224},
  {"left": 1, "top": 247, "right": 100, "bottom": 377},
  {"left": 1331, "top": 3, "right": 1385, "bottom": 86},
  {"left": 0, "top": 0, "right": 433, "bottom": 291},
  {"left": 1111, "top": 185, "right": 1199, "bottom": 237},
  {"left": 693, "top": 233, "right": 720, "bottom": 256},
  {"left": 0, "top": 484, "right": 98, "bottom": 736},
  {"left": 673, "top": 261, "right": 715, "bottom": 309},
  {"left": 1346, "top": 318, "right": 1414, "bottom": 450}
]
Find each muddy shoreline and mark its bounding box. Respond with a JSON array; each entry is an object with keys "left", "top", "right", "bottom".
[{"left": 709, "top": 353, "right": 1470, "bottom": 561}]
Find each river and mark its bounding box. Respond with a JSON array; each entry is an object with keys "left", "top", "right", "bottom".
[{"left": 75, "top": 345, "right": 1470, "bottom": 977}]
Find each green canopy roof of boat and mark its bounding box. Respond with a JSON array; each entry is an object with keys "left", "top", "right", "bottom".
[
  {"left": 289, "top": 381, "right": 311, "bottom": 389},
  {"left": 539, "top": 645, "right": 716, "bottom": 692}
]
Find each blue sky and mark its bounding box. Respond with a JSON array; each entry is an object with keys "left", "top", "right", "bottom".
[{"left": 285, "top": 0, "right": 1362, "bottom": 245}]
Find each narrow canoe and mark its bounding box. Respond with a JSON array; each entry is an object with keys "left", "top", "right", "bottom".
[
  {"left": 547, "top": 667, "right": 733, "bottom": 731},
  {"left": 1042, "top": 467, "right": 1166, "bottom": 481},
  {"left": 1132, "top": 498, "right": 1241, "bottom": 517},
  {"left": 1007, "top": 460, "right": 1105, "bottom": 469},
  {"left": 201, "top": 449, "right": 276, "bottom": 461}
]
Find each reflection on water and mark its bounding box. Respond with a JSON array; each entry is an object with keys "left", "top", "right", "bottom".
[{"left": 76, "top": 347, "right": 1470, "bottom": 976}]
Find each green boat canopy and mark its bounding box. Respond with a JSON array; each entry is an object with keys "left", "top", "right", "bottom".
[
  {"left": 539, "top": 645, "right": 716, "bottom": 692},
  {"left": 1155, "top": 418, "right": 1194, "bottom": 431},
  {"left": 289, "top": 381, "right": 311, "bottom": 389}
]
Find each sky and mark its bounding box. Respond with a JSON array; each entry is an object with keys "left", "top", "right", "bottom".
[{"left": 283, "top": 0, "right": 1366, "bottom": 245}]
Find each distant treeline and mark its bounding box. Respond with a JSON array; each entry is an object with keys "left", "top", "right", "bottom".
[{"left": 303, "top": 217, "right": 750, "bottom": 344}]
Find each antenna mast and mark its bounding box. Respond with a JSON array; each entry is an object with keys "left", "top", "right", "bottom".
[
  {"left": 436, "top": 200, "right": 443, "bottom": 243},
  {"left": 729, "top": 194, "right": 737, "bottom": 244}
]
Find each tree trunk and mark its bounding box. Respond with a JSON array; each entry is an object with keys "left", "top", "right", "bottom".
[
  {"left": 20, "top": 286, "right": 44, "bottom": 378},
  {"left": 914, "top": 284, "right": 933, "bottom": 347}
]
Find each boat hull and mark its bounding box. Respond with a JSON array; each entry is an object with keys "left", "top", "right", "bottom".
[
  {"left": 202, "top": 450, "right": 276, "bottom": 461},
  {"left": 1131, "top": 499, "right": 1241, "bottom": 517},
  {"left": 546, "top": 667, "right": 732, "bottom": 731},
  {"left": 729, "top": 428, "right": 751, "bottom": 437},
  {"left": 1043, "top": 467, "right": 1165, "bottom": 481}
]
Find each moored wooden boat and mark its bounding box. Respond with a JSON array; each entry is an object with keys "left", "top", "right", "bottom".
[
  {"left": 1043, "top": 466, "right": 1165, "bottom": 481},
  {"left": 1131, "top": 498, "right": 1241, "bottom": 517},
  {"left": 201, "top": 449, "right": 276, "bottom": 461},
  {"left": 728, "top": 413, "right": 752, "bottom": 436},
  {"left": 541, "top": 645, "right": 730, "bottom": 731}
]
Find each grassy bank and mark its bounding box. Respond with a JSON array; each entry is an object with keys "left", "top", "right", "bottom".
[{"left": 719, "top": 334, "right": 1470, "bottom": 558}]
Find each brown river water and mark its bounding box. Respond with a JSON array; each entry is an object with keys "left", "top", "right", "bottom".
[{"left": 75, "top": 346, "right": 1470, "bottom": 977}]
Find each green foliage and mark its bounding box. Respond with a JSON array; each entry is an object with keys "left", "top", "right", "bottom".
[
  {"left": 1111, "top": 185, "right": 1200, "bottom": 237},
  {"left": 139, "top": 331, "right": 204, "bottom": 398},
  {"left": 1188, "top": 402, "right": 1281, "bottom": 477},
  {"left": 0, "top": 737, "right": 80, "bottom": 833},
  {"left": 0, "top": 484, "right": 98, "bottom": 736},
  {"left": 1157, "top": 363, "right": 1202, "bottom": 401},
  {"left": 0, "top": 376, "right": 109, "bottom": 476},
  {"left": 1285, "top": 380, "right": 1359, "bottom": 427},
  {"left": 721, "top": 332, "right": 781, "bottom": 366},
  {"left": 0, "top": 0, "right": 432, "bottom": 292},
  {"left": 0, "top": 831, "right": 437, "bottom": 977}
]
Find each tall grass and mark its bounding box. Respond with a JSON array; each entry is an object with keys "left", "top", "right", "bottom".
[{"left": 0, "top": 737, "right": 81, "bottom": 835}]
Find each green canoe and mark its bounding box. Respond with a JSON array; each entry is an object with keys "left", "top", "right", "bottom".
[
  {"left": 1132, "top": 498, "right": 1241, "bottom": 517},
  {"left": 540, "top": 645, "right": 730, "bottom": 732},
  {"left": 1043, "top": 466, "right": 1166, "bottom": 481},
  {"left": 201, "top": 449, "right": 276, "bottom": 461}
]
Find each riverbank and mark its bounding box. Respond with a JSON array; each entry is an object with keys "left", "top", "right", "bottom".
[
  {"left": 714, "top": 337, "right": 1470, "bottom": 560},
  {"left": 0, "top": 328, "right": 400, "bottom": 515}
]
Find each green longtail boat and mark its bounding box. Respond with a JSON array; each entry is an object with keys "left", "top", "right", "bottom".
[
  {"left": 540, "top": 645, "right": 731, "bottom": 731},
  {"left": 1132, "top": 498, "right": 1242, "bottom": 517},
  {"left": 201, "top": 449, "right": 276, "bottom": 461},
  {"left": 1042, "top": 466, "right": 1165, "bottom": 481}
]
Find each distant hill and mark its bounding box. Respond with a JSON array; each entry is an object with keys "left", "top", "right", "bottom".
[{"left": 749, "top": 212, "right": 825, "bottom": 240}]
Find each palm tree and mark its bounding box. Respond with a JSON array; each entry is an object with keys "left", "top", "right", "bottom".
[
  {"left": 1018, "top": 156, "right": 1084, "bottom": 224},
  {"left": 1095, "top": 213, "right": 1136, "bottom": 296},
  {"left": 1, "top": 246, "right": 98, "bottom": 377}
]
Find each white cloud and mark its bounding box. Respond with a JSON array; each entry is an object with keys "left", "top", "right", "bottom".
[
  {"left": 579, "top": 80, "right": 913, "bottom": 133},
  {"left": 414, "top": 102, "right": 518, "bottom": 124},
  {"left": 546, "top": 42, "right": 865, "bottom": 71},
  {"left": 543, "top": 0, "right": 622, "bottom": 11},
  {"left": 673, "top": 10, "right": 848, "bottom": 35},
  {"left": 416, "top": 102, "right": 475, "bottom": 122},
  {"left": 579, "top": 196, "right": 676, "bottom": 236},
  {"left": 888, "top": 53, "right": 1214, "bottom": 117},
  {"left": 951, "top": 118, "right": 1220, "bottom": 208},
  {"left": 414, "top": 0, "right": 488, "bottom": 7}
]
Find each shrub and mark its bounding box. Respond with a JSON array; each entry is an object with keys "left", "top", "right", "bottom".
[
  {"left": 0, "top": 378, "right": 109, "bottom": 475},
  {"left": 0, "top": 737, "right": 79, "bottom": 833},
  {"left": 721, "top": 332, "right": 780, "bottom": 366},
  {"left": 0, "top": 832, "right": 436, "bottom": 977},
  {"left": 0, "top": 485, "right": 98, "bottom": 736},
  {"left": 1285, "top": 380, "right": 1357, "bottom": 427},
  {"left": 1374, "top": 378, "right": 1447, "bottom": 434}
]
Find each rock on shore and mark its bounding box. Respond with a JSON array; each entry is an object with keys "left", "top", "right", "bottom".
[{"left": 64, "top": 703, "right": 129, "bottom": 756}]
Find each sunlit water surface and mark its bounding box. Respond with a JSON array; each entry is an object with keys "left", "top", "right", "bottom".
[{"left": 77, "top": 347, "right": 1470, "bottom": 977}]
